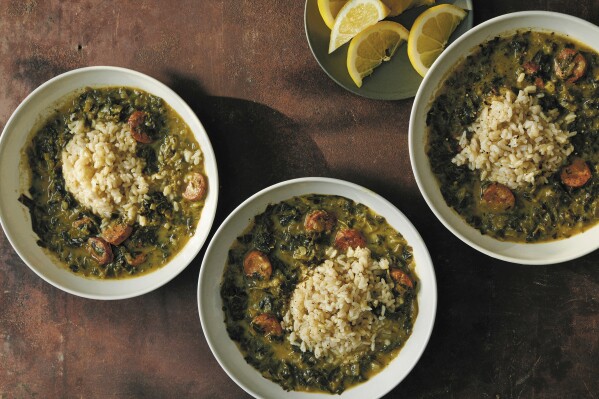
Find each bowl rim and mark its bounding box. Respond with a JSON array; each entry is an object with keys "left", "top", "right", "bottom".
[
  {"left": 409, "top": 11, "right": 599, "bottom": 265},
  {"left": 0, "top": 65, "right": 219, "bottom": 299},
  {"left": 198, "top": 176, "right": 437, "bottom": 398}
]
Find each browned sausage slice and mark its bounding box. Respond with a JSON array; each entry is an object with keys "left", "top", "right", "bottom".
[
  {"left": 304, "top": 210, "right": 336, "bottom": 233},
  {"left": 334, "top": 228, "right": 366, "bottom": 251},
  {"left": 554, "top": 48, "right": 587, "bottom": 83},
  {"left": 182, "top": 173, "right": 208, "bottom": 201},
  {"left": 128, "top": 111, "right": 153, "bottom": 143},
  {"left": 561, "top": 158, "right": 591, "bottom": 188},
  {"left": 390, "top": 268, "right": 413, "bottom": 288},
  {"left": 124, "top": 252, "right": 147, "bottom": 267},
  {"left": 523, "top": 61, "right": 540, "bottom": 75},
  {"left": 243, "top": 250, "right": 272, "bottom": 280},
  {"left": 482, "top": 183, "right": 515, "bottom": 212},
  {"left": 102, "top": 223, "right": 133, "bottom": 246},
  {"left": 534, "top": 77, "right": 545, "bottom": 90},
  {"left": 72, "top": 217, "right": 93, "bottom": 229},
  {"left": 251, "top": 313, "right": 283, "bottom": 337},
  {"left": 87, "top": 237, "right": 113, "bottom": 265}
]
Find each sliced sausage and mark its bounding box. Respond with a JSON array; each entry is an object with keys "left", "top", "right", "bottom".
[
  {"left": 390, "top": 268, "right": 413, "bottom": 288},
  {"left": 334, "top": 228, "right": 366, "bottom": 251},
  {"left": 243, "top": 250, "right": 272, "bottom": 280},
  {"left": 251, "top": 313, "right": 283, "bottom": 337},
  {"left": 102, "top": 223, "right": 133, "bottom": 246},
  {"left": 561, "top": 158, "right": 591, "bottom": 188},
  {"left": 72, "top": 217, "right": 93, "bottom": 229},
  {"left": 304, "top": 210, "right": 336, "bottom": 233},
  {"left": 523, "top": 61, "right": 540, "bottom": 75},
  {"left": 128, "top": 111, "right": 153, "bottom": 143},
  {"left": 182, "top": 172, "right": 207, "bottom": 201},
  {"left": 534, "top": 77, "right": 545, "bottom": 90},
  {"left": 87, "top": 237, "right": 113, "bottom": 265},
  {"left": 124, "top": 252, "right": 147, "bottom": 267},
  {"left": 482, "top": 183, "right": 515, "bottom": 212},
  {"left": 554, "top": 48, "right": 587, "bottom": 83}
]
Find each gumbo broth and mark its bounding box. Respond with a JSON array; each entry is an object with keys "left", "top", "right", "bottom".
[{"left": 427, "top": 31, "right": 599, "bottom": 242}]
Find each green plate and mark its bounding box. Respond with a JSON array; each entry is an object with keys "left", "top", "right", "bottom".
[{"left": 304, "top": 0, "right": 474, "bottom": 100}]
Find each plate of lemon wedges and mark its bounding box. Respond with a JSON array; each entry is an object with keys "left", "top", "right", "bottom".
[{"left": 305, "top": 0, "right": 473, "bottom": 100}]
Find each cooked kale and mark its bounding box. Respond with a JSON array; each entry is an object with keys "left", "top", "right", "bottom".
[
  {"left": 221, "top": 194, "right": 417, "bottom": 393},
  {"left": 426, "top": 30, "right": 599, "bottom": 242}
]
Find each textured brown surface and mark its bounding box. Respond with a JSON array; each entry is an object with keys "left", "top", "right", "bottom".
[{"left": 1, "top": 1, "right": 599, "bottom": 398}]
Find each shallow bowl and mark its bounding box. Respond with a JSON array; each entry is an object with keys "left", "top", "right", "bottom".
[
  {"left": 409, "top": 11, "right": 599, "bottom": 265},
  {"left": 304, "top": 0, "right": 474, "bottom": 100},
  {"left": 198, "top": 177, "right": 436, "bottom": 398},
  {"left": 0, "top": 66, "right": 219, "bottom": 299}
]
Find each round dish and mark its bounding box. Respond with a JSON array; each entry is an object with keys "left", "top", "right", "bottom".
[
  {"left": 410, "top": 11, "right": 599, "bottom": 264},
  {"left": 198, "top": 177, "right": 436, "bottom": 398},
  {"left": 304, "top": 0, "right": 473, "bottom": 100},
  {"left": 0, "top": 66, "right": 218, "bottom": 299}
]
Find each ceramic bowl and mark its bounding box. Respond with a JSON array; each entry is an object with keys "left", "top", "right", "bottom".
[
  {"left": 304, "top": 0, "right": 474, "bottom": 100},
  {"left": 0, "top": 66, "right": 218, "bottom": 299},
  {"left": 409, "top": 11, "right": 599, "bottom": 264},
  {"left": 198, "top": 177, "right": 436, "bottom": 398}
]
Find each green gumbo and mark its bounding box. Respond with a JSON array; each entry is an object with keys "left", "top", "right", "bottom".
[
  {"left": 221, "top": 194, "right": 418, "bottom": 394},
  {"left": 20, "top": 87, "right": 207, "bottom": 278},
  {"left": 427, "top": 31, "right": 599, "bottom": 242}
]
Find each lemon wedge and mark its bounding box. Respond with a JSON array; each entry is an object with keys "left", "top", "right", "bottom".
[
  {"left": 318, "top": 0, "right": 348, "bottom": 29},
  {"left": 329, "top": 0, "right": 390, "bottom": 54},
  {"left": 381, "top": 0, "right": 435, "bottom": 17},
  {"left": 407, "top": 4, "right": 467, "bottom": 77},
  {"left": 347, "top": 21, "right": 409, "bottom": 87}
]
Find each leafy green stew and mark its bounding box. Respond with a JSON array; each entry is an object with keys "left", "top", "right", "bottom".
[
  {"left": 20, "top": 87, "right": 207, "bottom": 278},
  {"left": 221, "top": 194, "right": 418, "bottom": 394},
  {"left": 427, "top": 30, "right": 599, "bottom": 242}
]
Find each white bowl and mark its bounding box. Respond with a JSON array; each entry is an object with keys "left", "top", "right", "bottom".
[
  {"left": 0, "top": 66, "right": 219, "bottom": 299},
  {"left": 409, "top": 11, "right": 599, "bottom": 265},
  {"left": 198, "top": 177, "right": 436, "bottom": 399}
]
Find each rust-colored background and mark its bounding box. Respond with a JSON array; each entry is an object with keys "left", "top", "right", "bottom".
[{"left": 1, "top": 1, "right": 599, "bottom": 398}]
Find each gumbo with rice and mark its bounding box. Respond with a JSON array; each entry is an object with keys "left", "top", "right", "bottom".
[
  {"left": 20, "top": 87, "right": 207, "bottom": 278},
  {"left": 220, "top": 194, "right": 418, "bottom": 394},
  {"left": 426, "top": 30, "right": 599, "bottom": 242}
]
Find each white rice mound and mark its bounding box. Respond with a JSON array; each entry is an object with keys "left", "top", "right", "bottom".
[
  {"left": 62, "top": 120, "right": 149, "bottom": 221},
  {"left": 452, "top": 86, "right": 577, "bottom": 189},
  {"left": 282, "top": 246, "right": 403, "bottom": 361}
]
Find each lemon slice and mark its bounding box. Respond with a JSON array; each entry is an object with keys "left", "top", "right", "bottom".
[
  {"left": 347, "top": 21, "right": 409, "bottom": 87},
  {"left": 407, "top": 4, "right": 467, "bottom": 77},
  {"left": 329, "top": 0, "right": 390, "bottom": 54},
  {"left": 381, "top": 0, "right": 435, "bottom": 17},
  {"left": 318, "top": 0, "right": 348, "bottom": 29}
]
